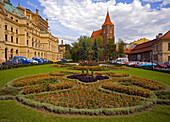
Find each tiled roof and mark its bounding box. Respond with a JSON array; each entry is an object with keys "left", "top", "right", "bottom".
[
  {"left": 102, "top": 12, "right": 114, "bottom": 26},
  {"left": 91, "top": 29, "right": 102, "bottom": 41},
  {"left": 129, "top": 39, "right": 157, "bottom": 54},
  {"left": 160, "top": 30, "right": 170, "bottom": 39},
  {"left": 116, "top": 49, "right": 132, "bottom": 54}
]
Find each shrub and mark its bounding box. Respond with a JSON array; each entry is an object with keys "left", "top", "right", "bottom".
[{"left": 0, "top": 87, "right": 20, "bottom": 96}]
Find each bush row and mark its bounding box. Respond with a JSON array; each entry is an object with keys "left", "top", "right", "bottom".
[
  {"left": 0, "top": 95, "right": 16, "bottom": 100},
  {"left": 0, "top": 62, "right": 52, "bottom": 70},
  {"left": 60, "top": 71, "right": 81, "bottom": 75},
  {"left": 102, "top": 82, "right": 152, "bottom": 98},
  {"left": 73, "top": 66, "right": 105, "bottom": 71},
  {"left": 16, "top": 96, "right": 153, "bottom": 115},
  {"left": 94, "top": 71, "right": 115, "bottom": 76},
  {"left": 49, "top": 71, "right": 65, "bottom": 76},
  {"left": 118, "top": 77, "right": 166, "bottom": 90}
]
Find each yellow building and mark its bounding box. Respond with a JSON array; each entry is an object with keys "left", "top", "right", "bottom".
[
  {"left": 153, "top": 31, "right": 170, "bottom": 63},
  {"left": 0, "top": 0, "right": 64, "bottom": 63},
  {"left": 130, "top": 38, "right": 150, "bottom": 49}
]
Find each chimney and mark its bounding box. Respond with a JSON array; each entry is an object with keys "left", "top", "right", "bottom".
[
  {"left": 156, "top": 33, "right": 163, "bottom": 39},
  {"left": 46, "top": 18, "right": 48, "bottom": 23},
  {"left": 18, "top": 3, "right": 20, "bottom": 7},
  {"left": 61, "top": 40, "right": 63, "bottom": 45},
  {"left": 36, "top": 9, "right": 39, "bottom": 15}
]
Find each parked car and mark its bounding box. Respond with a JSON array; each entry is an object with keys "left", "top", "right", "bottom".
[
  {"left": 116, "top": 58, "right": 129, "bottom": 64},
  {"left": 139, "top": 62, "right": 157, "bottom": 68},
  {"left": 13, "top": 56, "right": 33, "bottom": 64},
  {"left": 27, "top": 58, "right": 38, "bottom": 64},
  {"left": 40, "top": 58, "right": 48, "bottom": 63},
  {"left": 45, "top": 59, "right": 53, "bottom": 63},
  {"left": 2, "top": 59, "right": 22, "bottom": 66},
  {"left": 156, "top": 63, "right": 167, "bottom": 68},
  {"left": 164, "top": 61, "right": 170, "bottom": 68},
  {"left": 61, "top": 58, "right": 67, "bottom": 62},
  {"left": 32, "top": 57, "right": 43, "bottom": 63}
]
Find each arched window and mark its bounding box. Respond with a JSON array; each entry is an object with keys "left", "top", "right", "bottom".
[
  {"left": 16, "top": 49, "right": 18, "bottom": 54},
  {"left": 34, "top": 52, "right": 36, "bottom": 56}
]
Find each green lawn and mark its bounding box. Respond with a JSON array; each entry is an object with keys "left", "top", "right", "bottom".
[{"left": 0, "top": 64, "right": 170, "bottom": 121}]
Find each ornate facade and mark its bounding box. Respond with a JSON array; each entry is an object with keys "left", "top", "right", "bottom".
[{"left": 0, "top": 0, "right": 64, "bottom": 63}]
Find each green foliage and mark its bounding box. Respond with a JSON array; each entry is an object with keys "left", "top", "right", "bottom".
[
  {"left": 118, "top": 39, "right": 126, "bottom": 58},
  {"left": 63, "top": 50, "right": 71, "bottom": 59},
  {"left": 79, "top": 40, "right": 87, "bottom": 60},
  {"left": 106, "top": 38, "right": 117, "bottom": 60},
  {"left": 120, "top": 82, "right": 133, "bottom": 86},
  {"left": 71, "top": 42, "right": 80, "bottom": 61},
  {"left": 92, "top": 39, "right": 99, "bottom": 61},
  {"left": 96, "top": 36, "right": 103, "bottom": 58}
]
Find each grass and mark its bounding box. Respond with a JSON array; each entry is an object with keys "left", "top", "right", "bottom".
[
  {"left": 0, "top": 64, "right": 170, "bottom": 121},
  {"left": 0, "top": 101, "right": 170, "bottom": 122}
]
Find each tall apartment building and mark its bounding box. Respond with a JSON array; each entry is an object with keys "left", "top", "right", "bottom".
[{"left": 0, "top": 0, "right": 64, "bottom": 62}]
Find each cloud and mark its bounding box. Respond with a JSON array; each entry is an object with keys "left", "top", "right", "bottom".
[
  {"left": 161, "top": 0, "right": 170, "bottom": 5},
  {"left": 142, "top": 0, "right": 162, "bottom": 3},
  {"left": 27, "top": 1, "right": 37, "bottom": 8},
  {"left": 38, "top": 0, "right": 170, "bottom": 43}
]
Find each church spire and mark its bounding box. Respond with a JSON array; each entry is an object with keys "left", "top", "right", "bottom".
[{"left": 102, "top": 10, "right": 114, "bottom": 26}]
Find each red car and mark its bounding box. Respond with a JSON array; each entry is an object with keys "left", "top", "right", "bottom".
[{"left": 156, "top": 63, "right": 167, "bottom": 68}]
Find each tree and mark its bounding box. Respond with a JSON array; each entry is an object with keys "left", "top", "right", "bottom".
[
  {"left": 95, "top": 36, "right": 103, "bottom": 59},
  {"left": 118, "top": 39, "right": 126, "bottom": 58},
  {"left": 63, "top": 50, "right": 71, "bottom": 59},
  {"left": 70, "top": 42, "right": 80, "bottom": 61},
  {"left": 79, "top": 40, "right": 87, "bottom": 61},
  {"left": 78, "top": 36, "right": 93, "bottom": 59},
  {"left": 65, "top": 44, "right": 71, "bottom": 52},
  {"left": 92, "top": 39, "right": 99, "bottom": 61},
  {"left": 106, "top": 38, "right": 116, "bottom": 60}
]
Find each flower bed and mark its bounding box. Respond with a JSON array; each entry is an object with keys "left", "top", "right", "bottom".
[
  {"left": 95, "top": 71, "right": 115, "bottom": 76},
  {"left": 73, "top": 65, "right": 105, "bottom": 71},
  {"left": 110, "top": 73, "right": 130, "bottom": 77},
  {"left": 118, "top": 77, "right": 166, "bottom": 90},
  {"left": 49, "top": 71, "right": 65, "bottom": 76},
  {"left": 26, "top": 85, "right": 145, "bottom": 109},
  {"left": 23, "top": 80, "right": 74, "bottom": 94},
  {"left": 60, "top": 71, "right": 81, "bottom": 75},
  {"left": 102, "top": 82, "right": 152, "bottom": 98}
]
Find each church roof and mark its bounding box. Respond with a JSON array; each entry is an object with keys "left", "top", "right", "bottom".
[
  {"left": 160, "top": 30, "right": 170, "bottom": 39},
  {"left": 91, "top": 29, "right": 102, "bottom": 41},
  {"left": 102, "top": 12, "right": 114, "bottom": 26}
]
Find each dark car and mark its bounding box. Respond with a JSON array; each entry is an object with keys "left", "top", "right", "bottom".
[
  {"left": 45, "top": 59, "right": 53, "bottom": 63},
  {"left": 2, "top": 59, "right": 22, "bottom": 66},
  {"left": 164, "top": 61, "right": 170, "bottom": 68}
]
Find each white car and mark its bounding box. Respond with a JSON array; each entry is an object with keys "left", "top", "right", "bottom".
[{"left": 27, "top": 58, "right": 38, "bottom": 64}]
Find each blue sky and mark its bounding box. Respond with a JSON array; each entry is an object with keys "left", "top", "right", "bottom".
[{"left": 11, "top": 0, "right": 170, "bottom": 44}]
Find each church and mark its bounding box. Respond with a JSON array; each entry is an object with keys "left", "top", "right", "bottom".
[{"left": 91, "top": 11, "right": 115, "bottom": 48}]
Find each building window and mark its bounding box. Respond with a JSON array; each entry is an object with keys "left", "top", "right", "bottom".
[
  {"left": 27, "top": 32, "right": 29, "bottom": 36},
  {"left": 38, "top": 52, "right": 40, "bottom": 56},
  {"left": 156, "top": 45, "right": 158, "bottom": 51},
  {"left": 16, "top": 29, "right": 18, "bottom": 34},
  {"left": 11, "top": 17, "right": 13, "bottom": 20},
  {"left": 16, "top": 50, "right": 18, "bottom": 54},
  {"left": 5, "top": 34, "right": 7, "bottom": 41},
  {"left": 110, "top": 30, "right": 112, "bottom": 33},
  {"left": 27, "top": 40, "right": 29, "bottom": 45},
  {"left": 104, "top": 30, "right": 105, "bottom": 34},
  {"left": 154, "top": 54, "right": 158, "bottom": 61},
  {"left": 5, "top": 25, "right": 7, "bottom": 30},
  {"left": 168, "top": 43, "right": 170, "bottom": 51},
  {"left": 27, "top": 23, "right": 29, "bottom": 26},
  {"left": 34, "top": 52, "right": 36, "bottom": 56},
  {"left": 11, "top": 36, "right": 13, "bottom": 43},
  {"left": 16, "top": 19, "right": 18, "bottom": 22},
  {"left": 11, "top": 27, "right": 13, "bottom": 32},
  {"left": 16, "top": 38, "right": 18, "bottom": 44}
]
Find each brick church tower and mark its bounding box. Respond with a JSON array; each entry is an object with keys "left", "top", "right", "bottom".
[{"left": 102, "top": 11, "right": 115, "bottom": 48}]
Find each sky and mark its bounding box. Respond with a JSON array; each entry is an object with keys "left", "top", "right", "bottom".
[{"left": 11, "top": 0, "right": 170, "bottom": 44}]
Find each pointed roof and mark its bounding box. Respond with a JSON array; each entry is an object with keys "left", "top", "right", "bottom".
[
  {"left": 102, "top": 11, "right": 114, "bottom": 26},
  {"left": 160, "top": 30, "right": 170, "bottom": 39}
]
